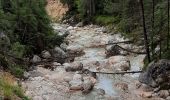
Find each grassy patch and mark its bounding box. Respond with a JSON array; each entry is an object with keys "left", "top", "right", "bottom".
[{"left": 0, "top": 73, "right": 29, "bottom": 100}]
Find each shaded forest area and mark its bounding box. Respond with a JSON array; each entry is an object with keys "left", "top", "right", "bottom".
[
  {"left": 0, "top": 0, "right": 64, "bottom": 78},
  {"left": 61, "top": 0, "right": 170, "bottom": 63}
]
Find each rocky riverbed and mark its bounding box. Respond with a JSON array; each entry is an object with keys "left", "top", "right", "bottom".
[{"left": 22, "top": 23, "right": 166, "bottom": 100}]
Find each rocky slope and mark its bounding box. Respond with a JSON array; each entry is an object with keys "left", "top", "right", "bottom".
[{"left": 46, "top": 0, "right": 68, "bottom": 21}]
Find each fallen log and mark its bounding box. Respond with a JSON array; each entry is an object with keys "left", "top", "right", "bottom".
[
  {"left": 105, "top": 40, "right": 133, "bottom": 45},
  {"left": 93, "top": 70, "right": 143, "bottom": 75},
  {"left": 116, "top": 45, "right": 146, "bottom": 54}
]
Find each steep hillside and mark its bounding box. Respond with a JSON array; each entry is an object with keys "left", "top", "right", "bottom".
[{"left": 46, "top": 0, "right": 68, "bottom": 21}]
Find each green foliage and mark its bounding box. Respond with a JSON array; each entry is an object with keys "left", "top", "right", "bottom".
[
  {"left": 9, "top": 64, "right": 24, "bottom": 78},
  {"left": 10, "top": 42, "right": 25, "bottom": 58},
  {"left": 0, "top": 76, "right": 30, "bottom": 100},
  {"left": 94, "top": 15, "right": 116, "bottom": 25},
  {"left": 0, "top": 0, "right": 61, "bottom": 53}
]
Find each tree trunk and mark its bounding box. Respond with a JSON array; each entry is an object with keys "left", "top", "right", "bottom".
[
  {"left": 168, "top": 0, "right": 170, "bottom": 50},
  {"left": 139, "top": 0, "right": 151, "bottom": 62},
  {"left": 151, "top": 0, "right": 155, "bottom": 59}
]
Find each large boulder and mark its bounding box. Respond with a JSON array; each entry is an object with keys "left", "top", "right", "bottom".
[
  {"left": 41, "top": 50, "right": 51, "bottom": 59},
  {"left": 32, "top": 55, "right": 41, "bottom": 63},
  {"left": 139, "top": 59, "right": 170, "bottom": 88},
  {"left": 69, "top": 74, "right": 83, "bottom": 91},
  {"left": 107, "top": 56, "right": 131, "bottom": 71},
  {"left": 65, "top": 61, "right": 83, "bottom": 72},
  {"left": 82, "top": 76, "right": 95, "bottom": 94},
  {"left": 51, "top": 47, "right": 67, "bottom": 64},
  {"left": 66, "top": 45, "right": 84, "bottom": 56}
]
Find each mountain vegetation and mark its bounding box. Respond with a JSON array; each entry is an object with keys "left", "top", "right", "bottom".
[{"left": 61, "top": 0, "right": 170, "bottom": 63}]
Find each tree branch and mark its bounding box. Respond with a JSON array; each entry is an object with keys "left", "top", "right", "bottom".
[{"left": 93, "top": 70, "right": 143, "bottom": 75}]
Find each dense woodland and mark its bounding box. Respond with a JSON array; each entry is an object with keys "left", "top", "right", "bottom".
[
  {"left": 61, "top": 0, "right": 170, "bottom": 63},
  {"left": 0, "top": 0, "right": 64, "bottom": 77}
]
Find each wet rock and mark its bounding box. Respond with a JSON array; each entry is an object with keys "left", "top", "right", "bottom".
[
  {"left": 32, "top": 55, "right": 41, "bottom": 63},
  {"left": 97, "top": 88, "right": 105, "bottom": 95},
  {"left": 115, "top": 83, "right": 128, "bottom": 91},
  {"left": 139, "top": 59, "right": 170, "bottom": 88},
  {"left": 105, "top": 45, "right": 120, "bottom": 58},
  {"left": 158, "top": 90, "right": 169, "bottom": 98},
  {"left": 65, "top": 62, "right": 83, "bottom": 72},
  {"left": 41, "top": 50, "right": 51, "bottom": 59}
]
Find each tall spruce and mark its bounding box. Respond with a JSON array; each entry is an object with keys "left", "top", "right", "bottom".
[{"left": 139, "top": 0, "right": 151, "bottom": 62}]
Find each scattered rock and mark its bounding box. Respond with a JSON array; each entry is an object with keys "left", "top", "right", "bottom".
[
  {"left": 69, "top": 74, "right": 83, "bottom": 91},
  {"left": 105, "top": 45, "right": 120, "bottom": 58},
  {"left": 115, "top": 82, "right": 128, "bottom": 91},
  {"left": 135, "top": 81, "right": 142, "bottom": 89},
  {"left": 32, "top": 55, "right": 41, "bottom": 63},
  {"left": 81, "top": 69, "right": 97, "bottom": 78},
  {"left": 139, "top": 59, "right": 170, "bottom": 88},
  {"left": 67, "top": 26, "right": 74, "bottom": 30},
  {"left": 66, "top": 45, "right": 84, "bottom": 56},
  {"left": 158, "top": 90, "right": 169, "bottom": 98},
  {"left": 166, "top": 96, "right": 170, "bottom": 100},
  {"left": 65, "top": 62, "right": 83, "bottom": 72},
  {"left": 139, "top": 84, "right": 154, "bottom": 92},
  {"left": 0, "top": 32, "right": 10, "bottom": 51},
  {"left": 76, "top": 22, "right": 83, "bottom": 27},
  {"left": 53, "top": 62, "right": 61, "bottom": 66},
  {"left": 140, "top": 92, "right": 152, "bottom": 98},
  {"left": 107, "top": 56, "right": 130, "bottom": 71},
  {"left": 82, "top": 77, "right": 95, "bottom": 94},
  {"left": 24, "top": 72, "right": 30, "bottom": 79},
  {"left": 54, "top": 47, "right": 67, "bottom": 58},
  {"left": 51, "top": 46, "right": 67, "bottom": 64},
  {"left": 41, "top": 50, "right": 51, "bottom": 59},
  {"left": 60, "top": 43, "right": 68, "bottom": 51},
  {"left": 64, "top": 76, "right": 73, "bottom": 82},
  {"left": 97, "top": 88, "right": 105, "bottom": 95}
]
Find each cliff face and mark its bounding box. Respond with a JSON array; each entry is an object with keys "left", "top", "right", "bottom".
[{"left": 46, "top": 0, "right": 68, "bottom": 21}]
